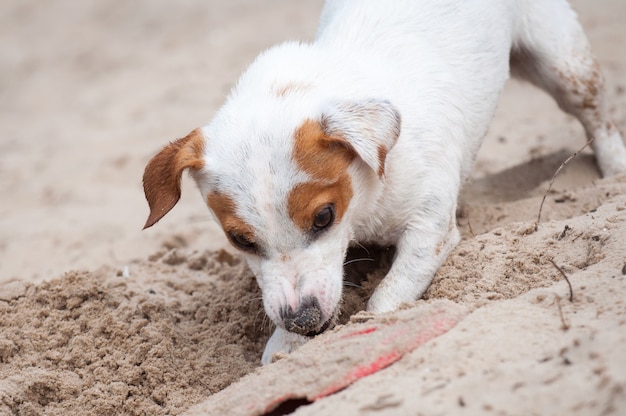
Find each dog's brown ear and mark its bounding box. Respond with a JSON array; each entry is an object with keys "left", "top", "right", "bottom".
[
  {"left": 321, "top": 99, "right": 401, "bottom": 178},
  {"left": 142, "top": 129, "right": 205, "bottom": 229}
]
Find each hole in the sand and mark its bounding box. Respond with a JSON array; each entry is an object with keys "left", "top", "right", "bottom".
[
  {"left": 339, "top": 245, "right": 395, "bottom": 323},
  {"left": 343, "top": 244, "right": 394, "bottom": 287},
  {"left": 264, "top": 398, "right": 313, "bottom": 415}
]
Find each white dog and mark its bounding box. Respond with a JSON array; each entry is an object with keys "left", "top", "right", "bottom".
[{"left": 143, "top": 0, "right": 626, "bottom": 364}]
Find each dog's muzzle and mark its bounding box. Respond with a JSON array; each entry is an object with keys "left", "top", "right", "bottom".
[{"left": 280, "top": 296, "right": 332, "bottom": 337}]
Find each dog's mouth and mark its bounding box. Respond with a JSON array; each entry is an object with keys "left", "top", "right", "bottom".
[
  {"left": 304, "top": 317, "right": 333, "bottom": 337},
  {"left": 280, "top": 297, "right": 338, "bottom": 337}
]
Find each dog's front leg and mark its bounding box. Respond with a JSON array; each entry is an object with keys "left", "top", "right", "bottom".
[
  {"left": 261, "top": 327, "right": 310, "bottom": 365},
  {"left": 367, "top": 208, "right": 460, "bottom": 314}
]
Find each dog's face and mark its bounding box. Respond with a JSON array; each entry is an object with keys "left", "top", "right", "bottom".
[
  {"left": 143, "top": 93, "right": 400, "bottom": 336},
  {"left": 202, "top": 117, "right": 358, "bottom": 336}
]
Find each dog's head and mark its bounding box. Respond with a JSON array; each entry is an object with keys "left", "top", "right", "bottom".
[{"left": 143, "top": 88, "right": 400, "bottom": 336}]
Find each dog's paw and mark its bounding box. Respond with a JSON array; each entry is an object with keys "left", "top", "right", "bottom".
[
  {"left": 261, "top": 327, "right": 310, "bottom": 365},
  {"left": 366, "top": 286, "right": 406, "bottom": 315},
  {"left": 599, "top": 155, "right": 626, "bottom": 177}
]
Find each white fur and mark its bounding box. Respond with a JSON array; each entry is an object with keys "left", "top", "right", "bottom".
[{"left": 168, "top": 0, "right": 626, "bottom": 364}]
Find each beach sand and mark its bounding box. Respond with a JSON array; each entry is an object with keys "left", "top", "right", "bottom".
[{"left": 1, "top": 1, "right": 625, "bottom": 414}]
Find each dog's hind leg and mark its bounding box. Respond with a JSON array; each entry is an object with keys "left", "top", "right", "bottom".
[{"left": 510, "top": 0, "right": 626, "bottom": 176}]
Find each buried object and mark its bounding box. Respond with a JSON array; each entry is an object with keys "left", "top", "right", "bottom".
[{"left": 184, "top": 300, "right": 468, "bottom": 416}]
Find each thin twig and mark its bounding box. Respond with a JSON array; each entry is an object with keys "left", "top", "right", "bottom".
[
  {"left": 549, "top": 258, "right": 574, "bottom": 302},
  {"left": 467, "top": 211, "right": 476, "bottom": 238},
  {"left": 554, "top": 295, "right": 570, "bottom": 331},
  {"left": 535, "top": 138, "right": 594, "bottom": 231}
]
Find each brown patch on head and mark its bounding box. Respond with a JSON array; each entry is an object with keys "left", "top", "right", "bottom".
[
  {"left": 288, "top": 120, "right": 355, "bottom": 231},
  {"left": 273, "top": 82, "right": 311, "bottom": 98},
  {"left": 377, "top": 145, "right": 388, "bottom": 178},
  {"left": 143, "top": 129, "right": 205, "bottom": 229},
  {"left": 207, "top": 191, "right": 256, "bottom": 245}
]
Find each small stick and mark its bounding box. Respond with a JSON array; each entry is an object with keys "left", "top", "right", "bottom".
[
  {"left": 535, "top": 138, "right": 594, "bottom": 231},
  {"left": 549, "top": 258, "right": 574, "bottom": 302},
  {"left": 467, "top": 211, "right": 476, "bottom": 238},
  {"left": 554, "top": 295, "right": 570, "bottom": 331}
]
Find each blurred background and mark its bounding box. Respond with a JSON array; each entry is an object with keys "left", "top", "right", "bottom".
[{"left": 0, "top": 0, "right": 323, "bottom": 282}]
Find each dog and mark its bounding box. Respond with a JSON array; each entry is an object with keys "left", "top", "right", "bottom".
[{"left": 142, "top": 0, "right": 626, "bottom": 364}]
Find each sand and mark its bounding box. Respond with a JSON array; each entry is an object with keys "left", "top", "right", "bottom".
[
  {"left": 1, "top": 0, "right": 625, "bottom": 415},
  {"left": 0, "top": 250, "right": 270, "bottom": 415}
]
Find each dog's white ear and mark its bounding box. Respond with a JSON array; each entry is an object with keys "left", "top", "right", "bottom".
[
  {"left": 321, "top": 99, "right": 401, "bottom": 177},
  {"left": 142, "top": 129, "right": 205, "bottom": 229}
]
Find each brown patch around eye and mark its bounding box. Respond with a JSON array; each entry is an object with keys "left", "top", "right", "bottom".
[
  {"left": 288, "top": 120, "right": 355, "bottom": 232},
  {"left": 288, "top": 182, "right": 352, "bottom": 232},
  {"left": 293, "top": 119, "right": 355, "bottom": 181},
  {"left": 207, "top": 192, "right": 256, "bottom": 248}
]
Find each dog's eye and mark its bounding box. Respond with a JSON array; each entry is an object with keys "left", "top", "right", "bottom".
[
  {"left": 312, "top": 204, "right": 335, "bottom": 232},
  {"left": 228, "top": 232, "right": 257, "bottom": 253}
]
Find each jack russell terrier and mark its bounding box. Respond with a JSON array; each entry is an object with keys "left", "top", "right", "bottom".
[{"left": 143, "top": 0, "right": 626, "bottom": 364}]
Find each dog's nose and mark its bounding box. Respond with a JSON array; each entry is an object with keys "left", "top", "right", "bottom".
[{"left": 281, "top": 297, "right": 326, "bottom": 336}]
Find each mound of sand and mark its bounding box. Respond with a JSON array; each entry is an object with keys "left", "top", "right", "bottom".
[{"left": 0, "top": 251, "right": 269, "bottom": 415}]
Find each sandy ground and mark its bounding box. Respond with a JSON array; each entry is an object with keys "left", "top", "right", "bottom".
[{"left": 1, "top": 0, "right": 625, "bottom": 415}]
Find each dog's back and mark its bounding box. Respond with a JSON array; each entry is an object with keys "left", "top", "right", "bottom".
[{"left": 315, "top": 0, "right": 626, "bottom": 176}]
